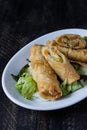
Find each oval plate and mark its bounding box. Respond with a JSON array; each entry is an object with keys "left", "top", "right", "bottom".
[{"left": 2, "top": 28, "right": 87, "bottom": 111}]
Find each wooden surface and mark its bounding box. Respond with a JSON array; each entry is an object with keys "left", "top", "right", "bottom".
[{"left": 0, "top": 0, "right": 87, "bottom": 130}]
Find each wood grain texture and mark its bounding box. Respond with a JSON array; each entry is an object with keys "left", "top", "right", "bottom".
[{"left": 0, "top": 0, "right": 87, "bottom": 130}]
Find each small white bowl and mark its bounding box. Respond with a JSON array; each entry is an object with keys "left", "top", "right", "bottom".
[{"left": 2, "top": 28, "right": 87, "bottom": 111}]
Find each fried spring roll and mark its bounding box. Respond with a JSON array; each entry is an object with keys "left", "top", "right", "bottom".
[
  {"left": 29, "top": 44, "right": 62, "bottom": 100},
  {"left": 56, "top": 45, "right": 87, "bottom": 63},
  {"left": 55, "top": 34, "right": 87, "bottom": 49},
  {"left": 46, "top": 40, "right": 87, "bottom": 63},
  {"left": 42, "top": 45, "right": 80, "bottom": 84}
]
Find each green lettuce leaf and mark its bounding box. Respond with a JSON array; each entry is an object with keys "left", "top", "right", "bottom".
[
  {"left": 83, "top": 36, "right": 87, "bottom": 42},
  {"left": 70, "top": 81, "right": 83, "bottom": 92},
  {"left": 60, "top": 80, "right": 83, "bottom": 96},
  {"left": 16, "top": 73, "right": 37, "bottom": 99},
  {"left": 11, "top": 64, "right": 29, "bottom": 81},
  {"left": 11, "top": 64, "right": 37, "bottom": 99},
  {"left": 60, "top": 80, "right": 70, "bottom": 96}
]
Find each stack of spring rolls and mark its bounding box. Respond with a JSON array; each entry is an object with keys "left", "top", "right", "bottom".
[{"left": 29, "top": 34, "right": 87, "bottom": 100}]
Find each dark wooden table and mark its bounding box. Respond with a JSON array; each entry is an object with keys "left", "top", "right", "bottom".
[{"left": 0, "top": 0, "right": 87, "bottom": 130}]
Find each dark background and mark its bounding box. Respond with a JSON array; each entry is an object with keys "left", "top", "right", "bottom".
[{"left": 0, "top": 0, "right": 87, "bottom": 130}]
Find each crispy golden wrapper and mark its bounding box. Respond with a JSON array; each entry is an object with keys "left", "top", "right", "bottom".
[
  {"left": 55, "top": 34, "right": 87, "bottom": 49},
  {"left": 57, "top": 45, "right": 87, "bottom": 63},
  {"left": 46, "top": 40, "right": 87, "bottom": 63},
  {"left": 42, "top": 45, "right": 80, "bottom": 84},
  {"left": 29, "top": 44, "right": 62, "bottom": 100}
]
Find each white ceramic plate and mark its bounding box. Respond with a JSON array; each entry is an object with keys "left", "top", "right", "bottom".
[{"left": 2, "top": 28, "right": 87, "bottom": 111}]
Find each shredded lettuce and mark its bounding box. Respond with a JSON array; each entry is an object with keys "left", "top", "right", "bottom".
[
  {"left": 11, "top": 64, "right": 29, "bottom": 81},
  {"left": 60, "top": 80, "right": 83, "bottom": 96},
  {"left": 83, "top": 36, "right": 87, "bottom": 49},
  {"left": 60, "top": 80, "right": 70, "bottom": 96},
  {"left": 16, "top": 73, "right": 37, "bottom": 99},
  {"left": 70, "top": 81, "right": 83, "bottom": 92},
  {"left": 12, "top": 64, "right": 37, "bottom": 99},
  {"left": 83, "top": 36, "right": 87, "bottom": 42}
]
